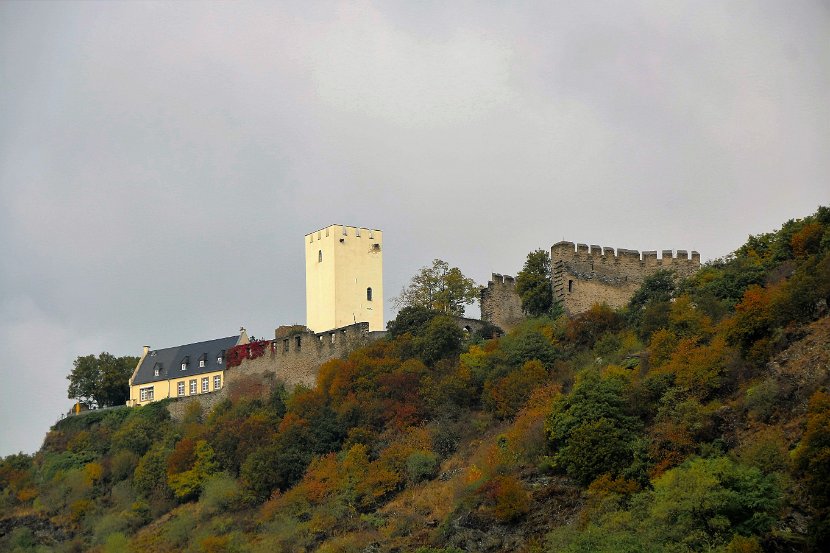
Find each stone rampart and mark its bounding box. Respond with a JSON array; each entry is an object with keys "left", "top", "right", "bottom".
[
  {"left": 551, "top": 241, "right": 700, "bottom": 314},
  {"left": 480, "top": 273, "right": 524, "bottom": 332},
  {"left": 227, "top": 322, "right": 382, "bottom": 390},
  {"left": 167, "top": 389, "right": 227, "bottom": 421},
  {"left": 166, "top": 322, "right": 384, "bottom": 420}
]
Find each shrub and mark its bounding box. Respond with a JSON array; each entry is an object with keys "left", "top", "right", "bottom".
[
  {"left": 744, "top": 379, "right": 779, "bottom": 422},
  {"left": 199, "top": 473, "right": 241, "bottom": 515},
  {"left": 483, "top": 359, "right": 548, "bottom": 418},
  {"left": 478, "top": 474, "right": 529, "bottom": 523},
  {"left": 133, "top": 444, "right": 172, "bottom": 500},
  {"left": 110, "top": 450, "right": 139, "bottom": 482},
  {"left": 546, "top": 371, "right": 641, "bottom": 484},
  {"left": 405, "top": 451, "right": 439, "bottom": 485}
]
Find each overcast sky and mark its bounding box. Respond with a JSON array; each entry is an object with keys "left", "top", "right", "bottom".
[{"left": 1, "top": 1, "right": 828, "bottom": 456}]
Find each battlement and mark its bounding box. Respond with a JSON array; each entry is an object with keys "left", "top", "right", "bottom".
[
  {"left": 306, "top": 224, "right": 382, "bottom": 242},
  {"left": 488, "top": 273, "right": 516, "bottom": 286},
  {"left": 480, "top": 272, "right": 523, "bottom": 332},
  {"left": 551, "top": 240, "right": 701, "bottom": 315},
  {"left": 551, "top": 241, "right": 701, "bottom": 267}
]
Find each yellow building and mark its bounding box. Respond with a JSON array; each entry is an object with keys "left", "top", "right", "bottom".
[
  {"left": 305, "top": 224, "right": 384, "bottom": 332},
  {"left": 127, "top": 332, "right": 248, "bottom": 407}
]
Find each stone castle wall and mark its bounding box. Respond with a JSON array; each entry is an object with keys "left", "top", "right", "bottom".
[
  {"left": 551, "top": 241, "right": 700, "bottom": 314},
  {"left": 226, "top": 322, "right": 381, "bottom": 390},
  {"left": 480, "top": 273, "right": 525, "bottom": 332},
  {"left": 167, "top": 322, "right": 383, "bottom": 421}
]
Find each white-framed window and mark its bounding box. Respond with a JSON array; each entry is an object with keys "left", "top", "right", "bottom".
[
  {"left": 214, "top": 375, "right": 221, "bottom": 389},
  {"left": 181, "top": 362, "right": 187, "bottom": 370},
  {"left": 202, "top": 377, "right": 209, "bottom": 392},
  {"left": 177, "top": 382, "right": 185, "bottom": 396},
  {"left": 189, "top": 379, "right": 197, "bottom": 395},
  {"left": 154, "top": 368, "right": 160, "bottom": 377},
  {"left": 217, "top": 355, "right": 223, "bottom": 364},
  {"left": 140, "top": 387, "right": 154, "bottom": 402},
  {"left": 199, "top": 359, "right": 205, "bottom": 368}
]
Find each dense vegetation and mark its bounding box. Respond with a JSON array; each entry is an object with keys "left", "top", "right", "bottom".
[{"left": 2, "top": 207, "right": 829, "bottom": 552}]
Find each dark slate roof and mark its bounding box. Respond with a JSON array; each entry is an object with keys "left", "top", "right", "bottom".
[{"left": 132, "top": 335, "right": 240, "bottom": 386}]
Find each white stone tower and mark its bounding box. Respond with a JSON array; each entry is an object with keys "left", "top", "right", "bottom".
[{"left": 305, "top": 225, "right": 384, "bottom": 332}]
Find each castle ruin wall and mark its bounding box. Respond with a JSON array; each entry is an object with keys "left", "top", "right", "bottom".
[
  {"left": 167, "top": 322, "right": 382, "bottom": 421},
  {"left": 551, "top": 241, "right": 700, "bottom": 314},
  {"left": 480, "top": 273, "right": 524, "bottom": 332}
]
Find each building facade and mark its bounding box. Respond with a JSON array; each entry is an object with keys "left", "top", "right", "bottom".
[
  {"left": 127, "top": 332, "right": 248, "bottom": 407},
  {"left": 305, "top": 224, "right": 384, "bottom": 332}
]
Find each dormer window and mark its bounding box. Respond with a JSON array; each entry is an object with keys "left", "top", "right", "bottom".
[
  {"left": 218, "top": 350, "right": 224, "bottom": 364},
  {"left": 198, "top": 353, "right": 207, "bottom": 368},
  {"left": 153, "top": 362, "right": 162, "bottom": 378},
  {"left": 181, "top": 356, "right": 189, "bottom": 371}
]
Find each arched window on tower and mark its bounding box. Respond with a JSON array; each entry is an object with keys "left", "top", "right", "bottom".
[
  {"left": 318, "top": 250, "right": 323, "bottom": 262},
  {"left": 366, "top": 287, "right": 373, "bottom": 301}
]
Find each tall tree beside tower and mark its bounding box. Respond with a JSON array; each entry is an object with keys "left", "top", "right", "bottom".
[{"left": 516, "top": 249, "right": 555, "bottom": 317}]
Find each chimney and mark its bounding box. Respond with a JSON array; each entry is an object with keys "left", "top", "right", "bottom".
[{"left": 143, "top": 345, "right": 150, "bottom": 356}]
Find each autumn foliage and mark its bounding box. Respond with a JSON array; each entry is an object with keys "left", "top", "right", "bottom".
[{"left": 2, "top": 205, "right": 830, "bottom": 552}]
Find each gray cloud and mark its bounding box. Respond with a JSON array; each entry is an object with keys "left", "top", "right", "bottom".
[{"left": 1, "top": 0, "right": 828, "bottom": 455}]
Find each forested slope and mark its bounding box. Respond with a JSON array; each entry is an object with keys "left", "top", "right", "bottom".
[{"left": 2, "top": 207, "right": 829, "bottom": 553}]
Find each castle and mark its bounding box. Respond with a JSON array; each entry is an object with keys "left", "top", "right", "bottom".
[
  {"left": 128, "top": 226, "right": 700, "bottom": 412},
  {"left": 481, "top": 241, "right": 700, "bottom": 331},
  {"left": 128, "top": 224, "right": 386, "bottom": 409}
]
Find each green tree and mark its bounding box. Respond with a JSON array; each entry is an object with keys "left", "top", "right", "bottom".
[
  {"left": 393, "top": 259, "right": 478, "bottom": 316},
  {"left": 386, "top": 305, "right": 440, "bottom": 338},
  {"left": 67, "top": 352, "right": 138, "bottom": 407},
  {"left": 645, "top": 457, "right": 781, "bottom": 549},
  {"left": 413, "top": 315, "right": 465, "bottom": 365},
  {"left": 167, "top": 440, "right": 219, "bottom": 501},
  {"left": 546, "top": 371, "right": 642, "bottom": 484},
  {"left": 515, "top": 249, "right": 554, "bottom": 316}
]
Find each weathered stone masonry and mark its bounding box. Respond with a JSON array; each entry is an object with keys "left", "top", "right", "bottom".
[
  {"left": 167, "top": 322, "right": 382, "bottom": 420},
  {"left": 225, "top": 322, "right": 382, "bottom": 391},
  {"left": 552, "top": 242, "right": 700, "bottom": 314},
  {"left": 480, "top": 243, "right": 702, "bottom": 328},
  {"left": 480, "top": 273, "right": 525, "bottom": 332}
]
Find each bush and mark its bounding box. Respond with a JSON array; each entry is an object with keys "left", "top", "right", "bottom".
[
  {"left": 483, "top": 359, "right": 548, "bottom": 419},
  {"left": 405, "top": 451, "right": 439, "bottom": 485},
  {"left": 162, "top": 509, "right": 197, "bottom": 548},
  {"left": 546, "top": 371, "right": 641, "bottom": 484},
  {"left": 478, "top": 474, "right": 530, "bottom": 523},
  {"left": 199, "top": 473, "right": 241, "bottom": 515},
  {"left": 744, "top": 379, "right": 779, "bottom": 422},
  {"left": 110, "top": 450, "right": 139, "bottom": 482},
  {"left": 133, "top": 444, "right": 172, "bottom": 500}
]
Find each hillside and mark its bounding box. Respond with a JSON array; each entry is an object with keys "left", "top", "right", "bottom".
[{"left": 1, "top": 207, "right": 829, "bottom": 553}]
